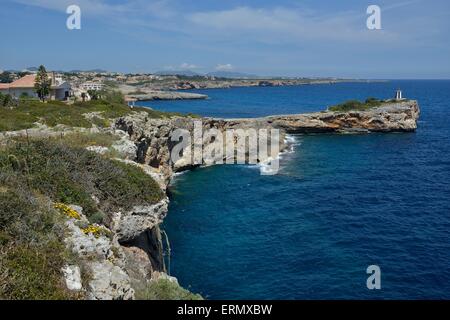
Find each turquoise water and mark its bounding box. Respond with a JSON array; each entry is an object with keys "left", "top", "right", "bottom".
[{"left": 140, "top": 81, "right": 450, "bottom": 299}]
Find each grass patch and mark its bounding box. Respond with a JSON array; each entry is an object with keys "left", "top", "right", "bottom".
[
  {"left": 328, "top": 97, "right": 386, "bottom": 112},
  {"left": 135, "top": 278, "right": 203, "bottom": 300},
  {"left": 57, "top": 132, "right": 120, "bottom": 149},
  {"left": 0, "top": 98, "right": 190, "bottom": 132}
]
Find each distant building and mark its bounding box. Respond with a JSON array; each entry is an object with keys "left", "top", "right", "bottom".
[
  {"left": 80, "top": 82, "right": 104, "bottom": 91},
  {"left": 0, "top": 74, "right": 71, "bottom": 100}
]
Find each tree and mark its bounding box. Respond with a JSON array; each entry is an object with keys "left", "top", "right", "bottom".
[
  {"left": 34, "top": 65, "right": 51, "bottom": 102},
  {"left": 0, "top": 71, "right": 12, "bottom": 83},
  {"left": 0, "top": 93, "right": 14, "bottom": 107},
  {"left": 87, "top": 89, "right": 100, "bottom": 100}
]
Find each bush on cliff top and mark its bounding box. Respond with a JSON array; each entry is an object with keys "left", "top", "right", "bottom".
[
  {"left": 0, "top": 139, "right": 164, "bottom": 220},
  {"left": 328, "top": 97, "right": 384, "bottom": 112},
  {"left": 0, "top": 243, "right": 75, "bottom": 300},
  {"left": 0, "top": 172, "right": 75, "bottom": 299}
]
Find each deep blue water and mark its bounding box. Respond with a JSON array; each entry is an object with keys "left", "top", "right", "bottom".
[{"left": 147, "top": 81, "right": 450, "bottom": 299}]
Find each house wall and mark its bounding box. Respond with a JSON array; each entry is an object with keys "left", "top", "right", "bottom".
[
  {"left": 1, "top": 84, "right": 71, "bottom": 101},
  {"left": 52, "top": 88, "right": 69, "bottom": 100},
  {"left": 6, "top": 88, "right": 38, "bottom": 98}
]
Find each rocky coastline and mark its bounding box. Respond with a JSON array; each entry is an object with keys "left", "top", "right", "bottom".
[
  {"left": 95, "top": 100, "right": 419, "bottom": 298},
  {"left": 126, "top": 90, "right": 208, "bottom": 101},
  {"left": 119, "top": 79, "right": 380, "bottom": 101},
  {"left": 0, "top": 99, "right": 419, "bottom": 299}
]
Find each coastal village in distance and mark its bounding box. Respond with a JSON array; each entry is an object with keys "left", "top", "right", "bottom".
[{"left": 0, "top": 66, "right": 371, "bottom": 104}]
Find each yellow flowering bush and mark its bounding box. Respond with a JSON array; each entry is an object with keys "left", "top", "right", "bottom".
[
  {"left": 82, "top": 225, "right": 108, "bottom": 238},
  {"left": 54, "top": 203, "right": 81, "bottom": 220}
]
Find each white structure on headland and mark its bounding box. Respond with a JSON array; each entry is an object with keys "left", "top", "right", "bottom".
[{"left": 395, "top": 89, "right": 404, "bottom": 101}]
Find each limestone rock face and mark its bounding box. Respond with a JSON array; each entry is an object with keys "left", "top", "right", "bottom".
[
  {"left": 87, "top": 261, "right": 134, "bottom": 300},
  {"left": 64, "top": 206, "right": 135, "bottom": 300},
  {"left": 62, "top": 265, "right": 82, "bottom": 291},
  {"left": 111, "top": 132, "right": 138, "bottom": 160},
  {"left": 65, "top": 219, "right": 113, "bottom": 260},
  {"left": 267, "top": 101, "right": 420, "bottom": 133},
  {"left": 115, "top": 112, "right": 286, "bottom": 181},
  {"left": 122, "top": 246, "right": 154, "bottom": 281},
  {"left": 114, "top": 101, "right": 419, "bottom": 182},
  {"left": 115, "top": 198, "right": 169, "bottom": 242}
]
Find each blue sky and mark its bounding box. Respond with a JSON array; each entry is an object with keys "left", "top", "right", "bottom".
[{"left": 1, "top": 0, "right": 449, "bottom": 78}]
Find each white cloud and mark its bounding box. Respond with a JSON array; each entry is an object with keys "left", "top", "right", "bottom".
[
  {"left": 179, "top": 63, "right": 198, "bottom": 70},
  {"left": 187, "top": 6, "right": 399, "bottom": 44},
  {"left": 12, "top": 0, "right": 174, "bottom": 18},
  {"left": 215, "top": 64, "right": 233, "bottom": 71},
  {"left": 9, "top": 0, "right": 434, "bottom": 47},
  {"left": 164, "top": 63, "right": 199, "bottom": 71}
]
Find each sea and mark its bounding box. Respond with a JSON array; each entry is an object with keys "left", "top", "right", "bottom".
[{"left": 136, "top": 80, "right": 450, "bottom": 299}]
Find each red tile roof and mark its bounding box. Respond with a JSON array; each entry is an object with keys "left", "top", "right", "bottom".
[
  {"left": 9, "top": 74, "right": 37, "bottom": 88},
  {"left": 0, "top": 83, "right": 10, "bottom": 89}
]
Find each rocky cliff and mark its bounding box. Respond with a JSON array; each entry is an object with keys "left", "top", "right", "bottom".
[
  {"left": 103, "top": 101, "right": 418, "bottom": 297},
  {"left": 1, "top": 100, "right": 418, "bottom": 300},
  {"left": 222, "top": 100, "right": 420, "bottom": 134},
  {"left": 115, "top": 100, "right": 419, "bottom": 179}
]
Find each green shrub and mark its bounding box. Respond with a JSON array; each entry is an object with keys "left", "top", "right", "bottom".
[
  {"left": 0, "top": 179, "right": 60, "bottom": 244},
  {"left": 0, "top": 93, "right": 14, "bottom": 108},
  {"left": 0, "top": 169, "right": 76, "bottom": 300},
  {"left": 101, "top": 90, "right": 125, "bottom": 104},
  {"left": 1, "top": 139, "right": 164, "bottom": 219},
  {"left": 0, "top": 243, "right": 74, "bottom": 300},
  {"left": 87, "top": 211, "right": 106, "bottom": 225},
  {"left": 135, "top": 278, "right": 203, "bottom": 300},
  {"left": 328, "top": 97, "right": 385, "bottom": 112}
]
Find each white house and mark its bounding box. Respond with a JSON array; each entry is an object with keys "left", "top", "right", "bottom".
[{"left": 0, "top": 74, "right": 71, "bottom": 100}]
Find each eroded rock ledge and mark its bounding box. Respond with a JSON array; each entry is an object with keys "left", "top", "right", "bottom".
[
  {"left": 226, "top": 100, "right": 420, "bottom": 133},
  {"left": 115, "top": 100, "right": 420, "bottom": 181}
]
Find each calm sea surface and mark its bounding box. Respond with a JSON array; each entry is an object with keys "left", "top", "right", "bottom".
[{"left": 138, "top": 81, "right": 450, "bottom": 299}]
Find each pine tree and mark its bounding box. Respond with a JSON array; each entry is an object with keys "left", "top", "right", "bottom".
[{"left": 34, "top": 65, "right": 51, "bottom": 102}]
